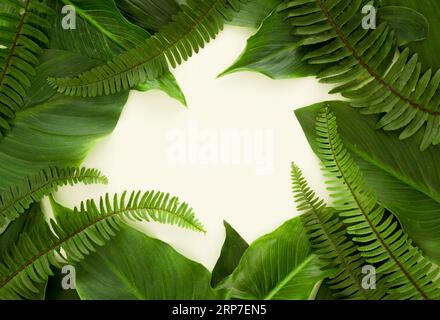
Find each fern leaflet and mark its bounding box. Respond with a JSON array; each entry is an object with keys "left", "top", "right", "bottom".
[
  {"left": 292, "top": 163, "right": 387, "bottom": 299},
  {"left": 315, "top": 107, "right": 440, "bottom": 299},
  {"left": 0, "top": 0, "right": 53, "bottom": 133},
  {"left": 0, "top": 167, "right": 108, "bottom": 228}
]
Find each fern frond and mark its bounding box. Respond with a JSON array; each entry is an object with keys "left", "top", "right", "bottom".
[
  {"left": 292, "top": 163, "right": 387, "bottom": 299},
  {"left": 0, "top": 167, "right": 108, "bottom": 228},
  {"left": 47, "top": 0, "right": 249, "bottom": 97},
  {"left": 280, "top": 0, "right": 440, "bottom": 150},
  {"left": 0, "top": 191, "right": 205, "bottom": 299},
  {"left": 315, "top": 107, "right": 440, "bottom": 300},
  {"left": 0, "top": 0, "right": 53, "bottom": 133}
]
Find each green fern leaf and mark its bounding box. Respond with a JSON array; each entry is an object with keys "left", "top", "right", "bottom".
[
  {"left": 47, "top": 0, "right": 249, "bottom": 97},
  {"left": 0, "top": 0, "right": 53, "bottom": 133},
  {"left": 0, "top": 191, "right": 205, "bottom": 299},
  {"left": 0, "top": 167, "right": 108, "bottom": 228},
  {"left": 315, "top": 107, "right": 440, "bottom": 300},
  {"left": 292, "top": 163, "right": 387, "bottom": 299},
  {"left": 280, "top": 0, "right": 440, "bottom": 150}
]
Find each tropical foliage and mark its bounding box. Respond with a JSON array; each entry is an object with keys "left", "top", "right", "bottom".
[
  {"left": 226, "top": 0, "right": 439, "bottom": 150},
  {"left": 293, "top": 108, "right": 440, "bottom": 300},
  {"left": 48, "top": 0, "right": 251, "bottom": 97},
  {"left": 0, "top": 188, "right": 204, "bottom": 299},
  {"left": 0, "top": 0, "right": 439, "bottom": 302}
]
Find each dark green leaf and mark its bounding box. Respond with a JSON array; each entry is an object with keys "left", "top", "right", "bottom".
[
  {"left": 383, "top": 0, "right": 440, "bottom": 69},
  {"left": 45, "top": 267, "right": 80, "bottom": 301},
  {"left": 378, "top": 6, "right": 429, "bottom": 46},
  {"left": 211, "top": 221, "right": 248, "bottom": 287},
  {"left": 0, "top": 204, "right": 47, "bottom": 300},
  {"left": 228, "top": 0, "right": 283, "bottom": 28},
  {"left": 76, "top": 226, "right": 218, "bottom": 300},
  {"left": 314, "top": 282, "right": 337, "bottom": 300},
  {"left": 116, "top": 0, "right": 181, "bottom": 33},
  {"left": 0, "top": 204, "right": 46, "bottom": 252}
]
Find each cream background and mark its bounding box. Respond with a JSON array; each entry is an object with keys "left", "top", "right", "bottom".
[{"left": 52, "top": 26, "right": 335, "bottom": 270}]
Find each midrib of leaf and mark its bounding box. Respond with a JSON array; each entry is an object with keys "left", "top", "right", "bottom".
[
  {"left": 263, "top": 254, "right": 314, "bottom": 300},
  {"left": 315, "top": 0, "right": 440, "bottom": 116},
  {"left": 0, "top": 206, "right": 203, "bottom": 290},
  {"left": 0, "top": 0, "right": 30, "bottom": 91},
  {"left": 324, "top": 112, "right": 429, "bottom": 300},
  {"left": 67, "top": 0, "right": 222, "bottom": 88},
  {"left": 60, "top": 0, "right": 131, "bottom": 50}
]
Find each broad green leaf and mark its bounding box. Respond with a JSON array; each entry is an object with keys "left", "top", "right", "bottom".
[
  {"left": 0, "top": 49, "right": 127, "bottom": 189},
  {"left": 76, "top": 226, "right": 218, "bottom": 300},
  {"left": 48, "top": 0, "right": 185, "bottom": 104},
  {"left": 59, "top": 0, "right": 149, "bottom": 50},
  {"left": 211, "top": 221, "right": 249, "bottom": 287},
  {"left": 115, "top": 0, "right": 181, "bottom": 33},
  {"left": 378, "top": 6, "right": 429, "bottom": 46},
  {"left": 383, "top": 0, "right": 440, "bottom": 69},
  {"left": 295, "top": 101, "right": 440, "bottom": 263},
  {"left": 222, "top": 217, "right": 330, "bottom": 300},
  {"left": 228, "top": 0, "right": 283, "bottom": 28},
  {"left": 48, "top": 0, "right": 136, "bottom": 60},
  {"left": 221, "top": 10, "right": 322, "bottom": 79}
]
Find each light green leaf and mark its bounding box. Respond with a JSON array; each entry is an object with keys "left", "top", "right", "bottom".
[
  {"left": 222, "top": 217, "right": 330, "bottom": 300},
  {"left": 295, "top": 101, "right": 440, "bottom": 263},
  {"left": 76, "top": 226, "right": 218, "bottom": 300},
  {"left": 211, "top": 221, "right": 248, "bottom": 287}
]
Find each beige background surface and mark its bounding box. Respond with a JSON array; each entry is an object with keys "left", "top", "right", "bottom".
[{"left": 52, "top": 26, "right": 335, "bottom": 270}]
